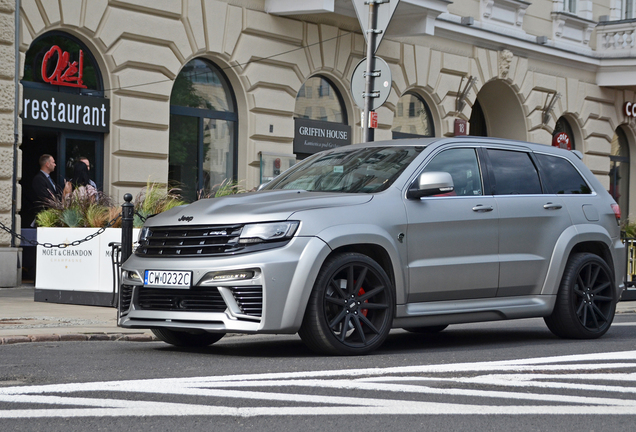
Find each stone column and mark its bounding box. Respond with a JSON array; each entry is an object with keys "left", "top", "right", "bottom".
[{"left": 0, "top": 0, "right": 21, "bottom": 287}]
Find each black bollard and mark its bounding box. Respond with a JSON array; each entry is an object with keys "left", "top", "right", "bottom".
[{"left": 121, "top": 193, "right": 134, "bottom": 264}]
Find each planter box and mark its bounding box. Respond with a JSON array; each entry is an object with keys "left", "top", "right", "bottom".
[{"left": 35, "top": 227, "right": 139, "bottom": 306}]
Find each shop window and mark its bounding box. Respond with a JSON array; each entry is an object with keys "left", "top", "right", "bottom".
[
  {"left": 554, "top": 117, "right": 576, "bottom": 150},
  {"left": 610, "top": 128, "right": 630, "bottom": 215},
  {"left": 392, "top": 93, "right": 435, "bottom": 139},
  {"left": 293, "top": 76, "right": 349, "bottom": 159},
  {"left": 169, "top": 59, "right": 237, "bottom": 202}
]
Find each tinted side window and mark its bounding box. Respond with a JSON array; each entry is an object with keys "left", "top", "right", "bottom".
[
  {"left": 423, "top": 148, "right": 482, "bottom": 196},
  {"left": 486, "top": 149, "right": 542, "bottom": 195},
  {"left": 535, "top": 153, "right": 592, "bottom": 194}
]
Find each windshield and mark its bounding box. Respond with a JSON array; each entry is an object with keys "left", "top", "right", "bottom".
[{"left": 263, "top": 146, "right": 423, "bottom": 193}]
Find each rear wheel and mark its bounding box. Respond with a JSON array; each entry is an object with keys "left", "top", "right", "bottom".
[
  {"left": 299, "top": 252, "right": 395, "bottom": 355},
  {"left": 151, "top": 328, "right": 225, "bottom": 347},
  {"left": 544, "top": 253, "right": 616, "bottom": 339},
  {"left": 403, "top": 325, "right": 448, "bottom": 334}
]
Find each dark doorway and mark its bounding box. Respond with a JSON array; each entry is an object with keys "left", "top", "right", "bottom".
[
  {"left": 469, "top": 99, "right": 487, "bottom": 137},
  {"left": 20, "top": 127, "right": 102, "bottom": 227}
]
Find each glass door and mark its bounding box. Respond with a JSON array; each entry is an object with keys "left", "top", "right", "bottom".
[{"left": 60, "top": 132, "right": 103, "bottom": 190}]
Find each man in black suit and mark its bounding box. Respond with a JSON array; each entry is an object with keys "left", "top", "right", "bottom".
[{"left": 30, "top": 154, "right": 62, "bottom": 225}]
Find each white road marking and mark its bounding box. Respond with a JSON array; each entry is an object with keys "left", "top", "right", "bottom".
[{"left": 1, "top": 350, "right": 636, "bottom": 418}]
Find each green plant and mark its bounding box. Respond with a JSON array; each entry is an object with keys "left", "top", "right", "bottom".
[
  {"left": 60, "top": 208, "right": 84, "bottom": 227},
  {"left": 623, "top": 220, "right": 636, "bottom": 238},
  {"left": 198, "top": 179, "right": 248, "bottom": 199},
  {"left": 134, "top": 181, "right": 187, "bottom": 228},
  {"left": 35, "top": 208, "right": 61, "bottom": 227}
]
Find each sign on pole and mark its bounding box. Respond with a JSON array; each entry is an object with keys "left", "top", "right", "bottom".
[
  {"left": 352, "top": 0, "right": 400, "bottom": 55},
  {"left": 350, "top": 57, "right": 392, "bottom": 111}
]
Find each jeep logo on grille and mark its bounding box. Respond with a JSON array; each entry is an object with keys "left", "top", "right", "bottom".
[{"left": 178, "top": 215, "right": 194, "bottom": 222}]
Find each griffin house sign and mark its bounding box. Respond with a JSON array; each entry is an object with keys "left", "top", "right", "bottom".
[{"left": 293, "top": 118, "right": 351, "bottom": 154}]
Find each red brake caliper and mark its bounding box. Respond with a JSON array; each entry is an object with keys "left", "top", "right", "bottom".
[{"left": 358, "top": 287, "right": 368, "bottom": 317}]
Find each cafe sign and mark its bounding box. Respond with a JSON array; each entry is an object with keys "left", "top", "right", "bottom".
[{"left": 293, "top": 118, "right": 351, "bottom": 155}]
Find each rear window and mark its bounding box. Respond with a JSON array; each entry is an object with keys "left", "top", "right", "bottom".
[
  {"left": 535, "top": 153, "right": 592, "bottom": 194},
  {"left": 486, "top": 149, "right": 542, "bottom": 195}
]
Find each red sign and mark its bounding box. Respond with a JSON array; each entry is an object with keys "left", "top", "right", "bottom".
[
  {"left": 369, "top": 111, "right": 378, "bottom": 129},
  {"left": 41, "top": 45, "right": 87, "bottom": 88},
  {"left": 454, "top": 118, "right": 467, "bottom": 136},
  {"left": 552, "top": 132, "right": 571, "bottom": 150}
]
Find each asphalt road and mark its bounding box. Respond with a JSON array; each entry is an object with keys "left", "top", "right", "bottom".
[{"left": 2, "top": 314, "right": 636, "bottom": 431}]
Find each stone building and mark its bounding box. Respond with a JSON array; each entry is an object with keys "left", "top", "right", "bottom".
[{"left": 0, "top": 0, "right": 635, "bottom": 286}]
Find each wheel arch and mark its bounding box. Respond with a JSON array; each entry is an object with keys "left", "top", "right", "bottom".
[{"left": 541, "top": 224, "right": 619, "bottom": 296}]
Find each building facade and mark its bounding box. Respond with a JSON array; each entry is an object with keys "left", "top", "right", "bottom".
[{"left": 0, "top": 0, "right": 635, "bottom": 286}]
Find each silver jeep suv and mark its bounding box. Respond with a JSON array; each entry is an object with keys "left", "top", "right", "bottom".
[{"left": 119, "top": 137, "right": 625, "bottom": 355}]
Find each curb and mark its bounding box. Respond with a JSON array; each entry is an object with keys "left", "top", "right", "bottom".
[{"left": 1, "top": 333, "right": 158, "bottom": 345}]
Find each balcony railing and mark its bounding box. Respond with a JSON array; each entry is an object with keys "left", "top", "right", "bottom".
[{"left": 596, "top": 19, "right": 636, "bottom": 57}]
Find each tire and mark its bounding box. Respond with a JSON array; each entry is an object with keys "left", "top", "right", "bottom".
[
  {"left": 299, "top": 252, "right": 395, "bottom": 355},
  {"left": 544, "top": 253, "right": 616, "bottom": 339},
  {"left": 403, "top": 325, "right": 448, "bottom": 334},
  {"left": 151, "top": 328, "right": 225, "bottom": 347}
]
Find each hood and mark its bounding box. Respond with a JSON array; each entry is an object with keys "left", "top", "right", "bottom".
[{"left": 145, "top": 190, "right": 373, "bottom": 226}]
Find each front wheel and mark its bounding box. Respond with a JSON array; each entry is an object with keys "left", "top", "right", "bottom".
[
  {"left": 544, "top": 253, "right": 616, "bottom": 339},
  {"left": 299, "top": 252, "right": 395, "bottom": 355},
  {"left": 152, "top": 328, "right": 225, "bottom": 347}
]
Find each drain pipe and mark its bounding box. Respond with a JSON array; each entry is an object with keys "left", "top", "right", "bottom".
[{"left": 10, "top": 0, "right": 20, "bottom": 248}]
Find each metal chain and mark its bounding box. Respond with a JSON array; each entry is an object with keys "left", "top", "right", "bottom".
[
  {"left": 0, "top": 214, "right": 122, "bottom": 249},
  {"left": 134, "top": 211, "right": 147, "bottom": 223}
]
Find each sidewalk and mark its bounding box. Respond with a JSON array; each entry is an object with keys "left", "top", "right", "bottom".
[
  {"left": 0, "top": 284, "right": 155, "bottom": 344},
  {"left": 2, "top": 284, "right": 636, "bottom": 345}
]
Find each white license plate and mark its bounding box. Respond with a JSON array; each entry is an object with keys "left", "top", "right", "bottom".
[{"left": 144, "top": 270, "right": 192, "bottom": 288}]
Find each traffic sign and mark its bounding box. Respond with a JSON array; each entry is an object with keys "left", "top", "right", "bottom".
[
  {"left": 352, "top": 0, "right": 400, "bottom": 55},
  {"left": 350, "top": 57, "right": 392, "bottom": 111}
]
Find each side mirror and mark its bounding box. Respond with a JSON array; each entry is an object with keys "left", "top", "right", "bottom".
[{"left": 407, "top": 171, "right": 454, "bottom": 199}]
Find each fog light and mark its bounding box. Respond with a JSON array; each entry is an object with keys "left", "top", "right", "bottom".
[
  {"left": 200, "top": 270, "right": 256, "bottom": 284},
  {"left": 126, "top": 271, "right": 141, "bottom": 281}
]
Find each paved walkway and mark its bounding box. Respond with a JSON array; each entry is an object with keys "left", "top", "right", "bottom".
[
  {"left": 0, "top": 284, "right": 155, "bottom": 344},
  {"left": 2, "top": 284, "right": 636, "bottom": 345}
]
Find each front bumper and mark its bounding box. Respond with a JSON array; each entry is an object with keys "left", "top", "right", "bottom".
[{"left": 118, "top": 235, "right": 330, "bottom": 334}]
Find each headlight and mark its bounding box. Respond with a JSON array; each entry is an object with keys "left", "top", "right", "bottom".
[
  {"left": 138, "top": 227, "right": 150, "bottom": 242},
  {"left": 239, "top": 221, "right": 299, "bottom": 244}
]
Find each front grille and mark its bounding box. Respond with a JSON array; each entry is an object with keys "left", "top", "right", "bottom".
[
  {"left": 136, "top": 225, "right": 245, "bottom": 257},
  {"left": 137, "top": 287, "right": 226, "bottom": 312},
  {"left": 232, "top": 287, "right": 263, "bottom": 317},
  {"left": 120, "top": 284, "right": 133, "bottom": 313}
]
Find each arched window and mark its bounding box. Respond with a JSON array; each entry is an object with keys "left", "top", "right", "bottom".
[
  {"left": 21, "top": 32, "right": 106, "bottom": 227},
  {"left": 610, "top": 127, "right": 630, "bottom": 214},
  {"left": 392, "top": 93, "right": 434, "bottom": 139},
  {"left": 169, "top": 59, "right": 237, "bottom": 202},
  {"left": 294, "top": 76, "right": 346, "bottom": 123},
  {"left": 293, "top": 76, "right": 349, "bottom": 159},
  {"left": 554, "top": 117, "right": 576, "bottom": 150}
]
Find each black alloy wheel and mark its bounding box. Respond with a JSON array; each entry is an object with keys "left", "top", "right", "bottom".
[
  {"left": 299, "top": 252, "right": 395, "bottom": 355},
  {"left": 544, "top": 253, "right": 616, "bottom": 339}
]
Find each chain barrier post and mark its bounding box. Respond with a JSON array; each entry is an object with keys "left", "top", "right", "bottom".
[{"left": 121, "top": 193, "right": 134, "bottom": 264}]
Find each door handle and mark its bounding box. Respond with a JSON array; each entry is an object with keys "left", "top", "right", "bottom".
[
  {"left": 472, "top": 205, "right": 494, "bottom": 212},
  {"left": 543, "top": 202, "right": 563, "bottom": 210}
]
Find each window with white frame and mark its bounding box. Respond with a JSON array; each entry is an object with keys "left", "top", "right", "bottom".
[
  {"left": 564, "top": 0, "right": 577, "bottom": 13},
  {"left": 626, "top": 0, "right": 636, "bottom": 19}
]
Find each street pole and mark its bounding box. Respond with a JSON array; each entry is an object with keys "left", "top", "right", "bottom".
[{"left": 363, "top": 1, "right": 379, "bottom": 143}]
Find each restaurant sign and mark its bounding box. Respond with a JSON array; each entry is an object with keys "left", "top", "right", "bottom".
[
  {"left": 293, "top": 118, "right": 351, "bottom": 155},
  {"left": 22, "top": 87, "right": 110, "bottom": 133}
]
